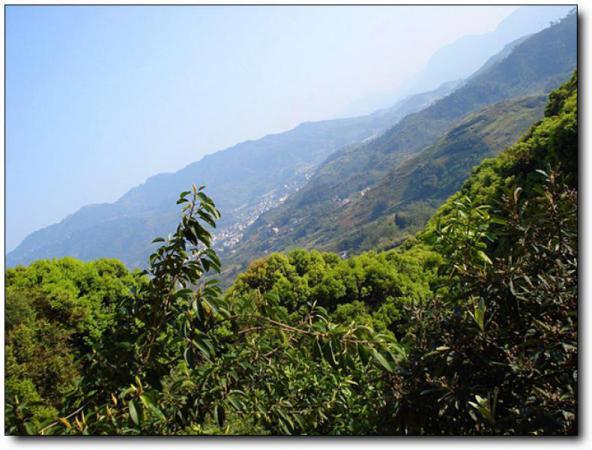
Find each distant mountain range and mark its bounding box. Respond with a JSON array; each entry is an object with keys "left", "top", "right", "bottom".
[
  {"left": 7, "top": 75, "right": 458, "bottom": 268},
  {"left": 340, "top": 5, "right": 573, "bottom": 116},
  {"left": 7, "top": 8, "right": 577, "bottom": 284},
  {"left": 224, "top": 10, "right": 576, "bottom": 283}
]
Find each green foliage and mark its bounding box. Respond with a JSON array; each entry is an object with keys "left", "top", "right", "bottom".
[
  {"left": 230, "top": 246, "right": 440, "bottom": 332},
  {"left": 388, "top": 170, "right": 577, "bottom": 435},
  {"left": 382, "top": 73, "right": 578, "bottom": 435},
  {"left": 4, "top": 258, "right": 139, "bottom": 432},
  {"left": 7, "top": 185, "right": 405, "bottom": 436},
  {"left": 5, "top": 72, "right": 577, "bottom": 436}
]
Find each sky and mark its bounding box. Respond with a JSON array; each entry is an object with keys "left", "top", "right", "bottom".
[{"left": 5, "top": 5, "right": 520, "bottom": 252}]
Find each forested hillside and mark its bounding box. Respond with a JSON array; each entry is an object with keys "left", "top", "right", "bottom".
[
  {"left": 229, "top": 11, "right": 576, "bottom": 281},
  {"left": 237, "top": 94, "right": 548, "bottom": 258},
  {"left": 6, "top": 73, "right": 577, "bottom": 435}
]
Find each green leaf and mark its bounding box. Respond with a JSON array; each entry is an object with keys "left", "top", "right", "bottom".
[
  {"left": 214, "top": 404, "right": 225, "bottom": 428},
  {"left": 140, "top": 394, "right": 166, "bottom": 422},
  {"left": 174, "top": 288, "right": 194, "bottom": 300},
  {"left": 476, "top": 250, "right": 492, "bottom": 265},
  {"left": 197, "top": 191, "right": 214, "bottom": 205},
  {"left": 192, "top": 336, "right": 214, "bottom": 361},
  {"left": 184, "top": 347, "right": 196, "bottom": 368},
  {"left": 490, "top": 216, "right": 507, "bottom": 226},
  {"left": 372, "top": 348, "right": 395, "bottom": 373},
  {"left": 226, "top": 392, "right": 245, "bottom": 411},
  {"left": 128, "top": 399, "right": 142, "bottom": 426},
  {"left": 473, "top": 298, "right": 487, "bottom": 332},
  {"left": 358, "top": 343, "right": 371, "bottom": 365},
  {"left": 276, "top": 407, "right": 294, "bottom": 431},
  {"left": 198, "top": 210, "right": 217, "bottom": 228}
]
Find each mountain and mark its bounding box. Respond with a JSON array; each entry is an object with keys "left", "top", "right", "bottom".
[
  {"left": 8, "top": 9, "right": 577, "bottom": 276},
  {"left": 7, "top": 79, "right": 459, "bottom": 268},
  {"left": 340, "top": 5, "right": 574, "bottom": 116},
  {"left": 225, "top": 10, "right": 576, "bottom": 281},
  {"left": 407, "top": 5, "right": 574, "bottom": 94},
  {"left": 231, "top": 95, "right": 547, "bottom": 266}
]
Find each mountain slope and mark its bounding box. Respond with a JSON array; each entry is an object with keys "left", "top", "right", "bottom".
[
  {"left": 7, "top": 79, "right": 459, "bottom": 268},
  {"left": 235, "top": 94, "right": 547, "bottom": 256},
  {"left": 226, "top": 11, "right": 576, "bottom": 280}
]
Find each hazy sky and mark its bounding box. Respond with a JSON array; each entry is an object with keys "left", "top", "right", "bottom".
[{"left": 6, "top": 5, "right": 519, "bottom": 251}]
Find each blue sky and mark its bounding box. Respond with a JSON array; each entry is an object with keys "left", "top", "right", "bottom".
[{"left": 6, "top": 5, "right": 521, "bottom": 252}]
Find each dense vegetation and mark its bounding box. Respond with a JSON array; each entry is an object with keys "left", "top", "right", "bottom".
[{"left": 5, "top": 72, "right": 577, "bottom": 435}]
